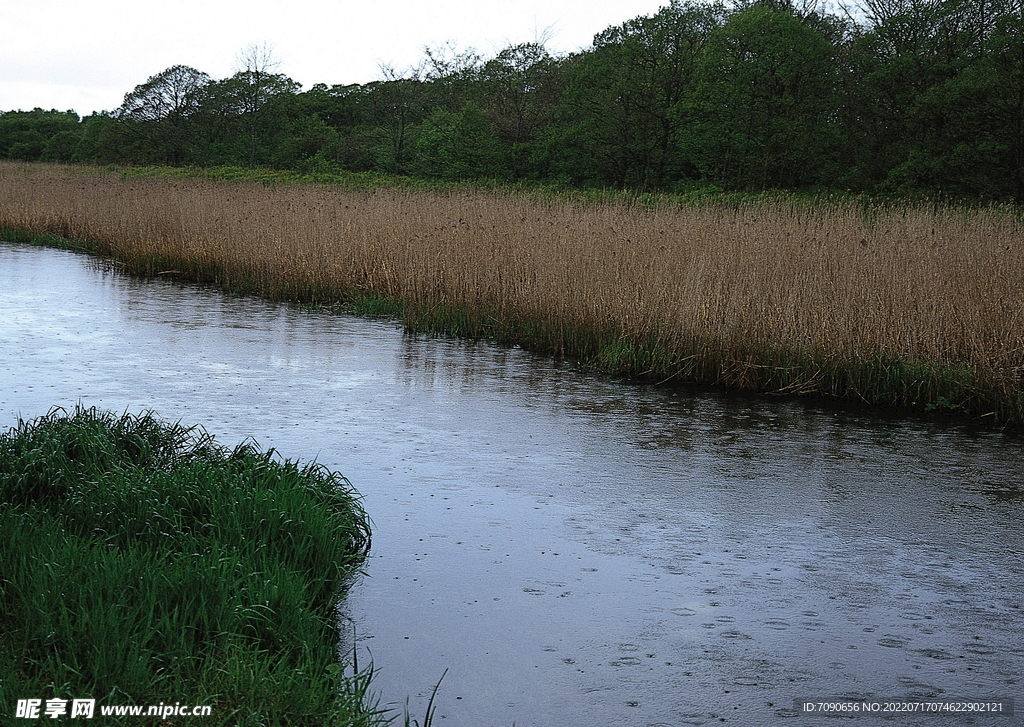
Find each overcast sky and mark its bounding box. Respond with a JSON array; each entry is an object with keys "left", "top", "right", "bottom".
[{"left": 2, "top": 0, "right": 671, "bottom": 116}]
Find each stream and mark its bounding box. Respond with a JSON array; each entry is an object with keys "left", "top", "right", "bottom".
[{"left": 1, "top": 242, "right": 1021, "bottom": 726}]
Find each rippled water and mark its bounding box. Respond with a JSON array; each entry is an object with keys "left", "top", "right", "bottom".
[{"left": 2, "top": 242, "right": 1022, "bottom": 726}]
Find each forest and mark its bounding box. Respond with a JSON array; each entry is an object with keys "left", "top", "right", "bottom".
[{"left": 3, "top": 0, "right": 1023, "bottom": 202}]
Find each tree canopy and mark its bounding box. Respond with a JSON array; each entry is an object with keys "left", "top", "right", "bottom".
[{"left": 5, "top": 0, "right": 1023, "bottom": 202}]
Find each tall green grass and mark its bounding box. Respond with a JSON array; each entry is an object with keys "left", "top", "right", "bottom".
[{"left": 0, "top": 406, "right": 390, "bottom": 726}]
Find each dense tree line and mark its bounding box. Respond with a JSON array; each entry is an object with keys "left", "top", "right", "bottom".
[{"left": 4, "top": 0, "right": 1023, "bottom": 201}]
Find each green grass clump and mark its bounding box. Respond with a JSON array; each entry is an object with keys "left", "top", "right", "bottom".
[{"left": 0, "top": 406, "right": 388, "bottom": 726}]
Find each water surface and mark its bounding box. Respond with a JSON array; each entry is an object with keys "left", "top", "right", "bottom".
[{"left": 1, "top": 243, "right": 1021, "bottom": 726}]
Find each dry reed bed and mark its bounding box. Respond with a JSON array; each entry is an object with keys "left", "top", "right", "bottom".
[{"left": 2, "top": 162, "right": 1022, "bottom": 421}]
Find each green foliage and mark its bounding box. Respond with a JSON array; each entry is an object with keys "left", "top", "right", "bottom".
[
  {"left": 4, "top": 0, "right": 1023, "bottom": 202},
  {"left": 0, "top": 109, "right": 80, "bottom": 162},
  {"left": 554, "top": 1, "right": 725, "bottom": 189},
  {"left": 40, "top": 130, "right": 81, "bottom": 162},
  {"left": 475, "top": 43, "right": 562, "bottom": 180},
  {"left": 113, "top": 65, "right": 212, "bottom": 166},
  {"left": 0, "top": 406, "right": 387, "bottom": 726},
  {"left": 691, "top": 3, "right": 840, "bottom": 189},
  {"left": 412, "top": 103, "right": 507, "bottom": 180}
]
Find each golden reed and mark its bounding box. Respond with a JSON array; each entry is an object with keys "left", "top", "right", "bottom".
[{"left": 2, "top": 162, "right": 1022, "bottom": 422}]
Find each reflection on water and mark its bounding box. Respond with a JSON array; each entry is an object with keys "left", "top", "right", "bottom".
[{"left": 2, "top": 242, "right": 1022, "bottom": 726}]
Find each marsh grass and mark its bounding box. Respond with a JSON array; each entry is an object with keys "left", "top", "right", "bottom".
[
  {"left": 2, "top": 161, "right": 1022, "bottom": 425},
  {"left": 0, "top": 405, "right": 390, "bottom": 726}
]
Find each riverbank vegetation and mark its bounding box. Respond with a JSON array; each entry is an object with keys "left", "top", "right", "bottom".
[
  {"left": 2, "top": 162, "right": 1022, "bottom": 426},
  {"left": 0, "top": 406, "right": 391, "bottom": 725},
  {"left": 3, "top": 0, "right": 1023, "bottom": 204}
]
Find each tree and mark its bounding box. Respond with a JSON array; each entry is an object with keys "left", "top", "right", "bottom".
[
  {"left": 226, "top": 43, "right": 301, "bottom": 167},
  {"left": 366, "top": 66, "right": 431, "bottom": 174},
  {"left": 114, "top": 65, "right": 211, "bottom": 164},
  {"left": 881, "top": 0, "right": 1024, "bottom": 199},
  {"left": 301, "top": 83, "right": 380, "bottom": 172},
  {"left": 841, "top": 0, "right": 1024, "bottom": 198},
  {"left": 419, "top": 41, "right": 484, "bottom": 111},
  {"left": 411, "top": 103, "right": 507, "bottom": 180},
  {"left": 118, "top": 65, "right": 211, "bottom": 122},
  {"left": 691, "top": 3, "right": 841, "bottom": 189},
  {"left": 477, "top": 43, "right": 562, "bottom": 179},
  {"left": 40, "top": 130, "right": 81, "bottom": 162},
  {"left": 555, "top": 1, "right": 726, "bottom": 189},
  {"left": 73, "top": 113, "right": 120, "bottom": 164},
  {"left": 0, "top": 109, "right": 80, "bottom": 161}
]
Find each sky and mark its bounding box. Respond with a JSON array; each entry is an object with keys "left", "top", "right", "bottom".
[{"left": 2, "top": 0, "right": 671, "bottom": 117}]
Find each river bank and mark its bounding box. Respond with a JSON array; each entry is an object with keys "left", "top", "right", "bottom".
[{"left": 2, "top": 162, "right": 1021, "bottom": 427}]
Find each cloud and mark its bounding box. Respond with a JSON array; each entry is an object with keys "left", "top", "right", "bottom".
[{"left": 2, "top": 0, "right": 667, "bottom": 115}]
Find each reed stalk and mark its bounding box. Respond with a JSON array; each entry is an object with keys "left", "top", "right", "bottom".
[{"left": 2, "top": 161, "right": 1021, "bottom": 425}]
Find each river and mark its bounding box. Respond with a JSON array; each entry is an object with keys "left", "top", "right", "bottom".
[{"left": 1, "top": 242, "right": 1021, "bottom": 726}]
